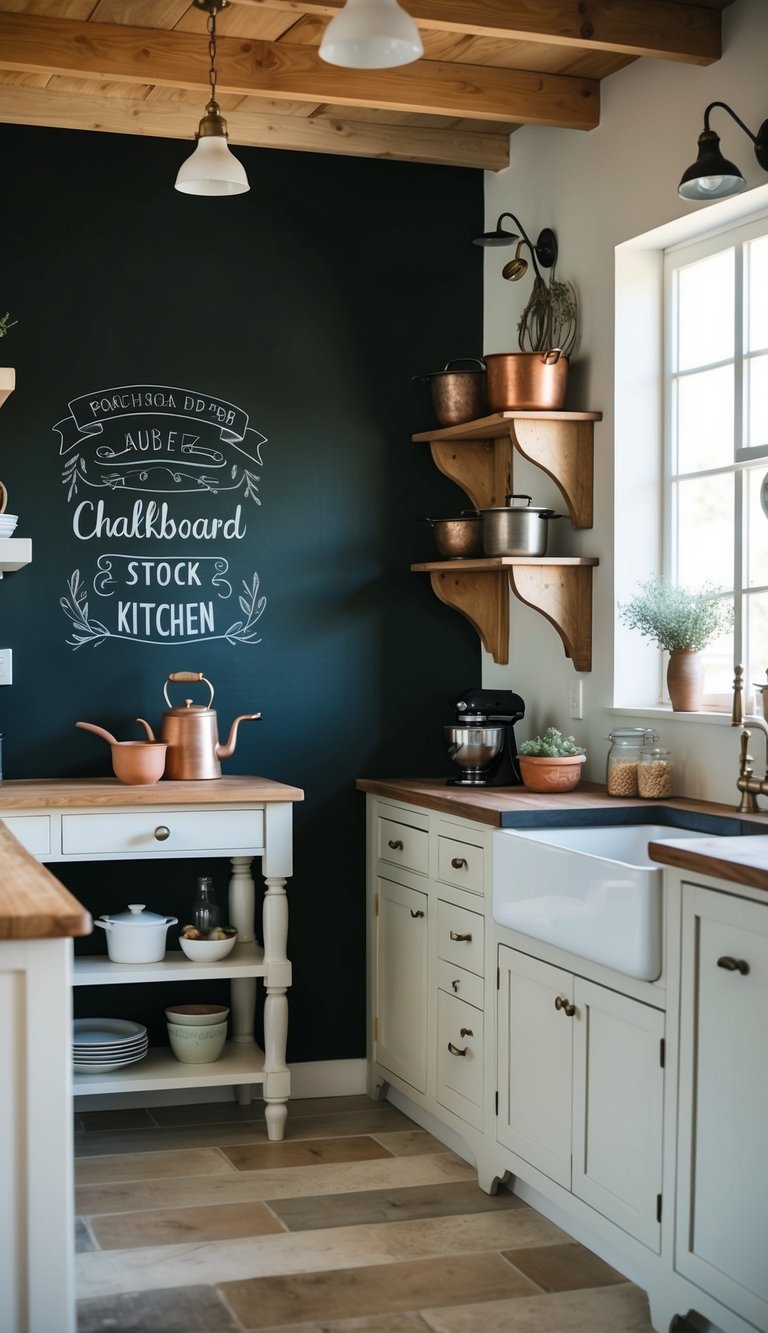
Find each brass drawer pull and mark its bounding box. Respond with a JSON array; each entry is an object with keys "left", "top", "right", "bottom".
[
  {"left": 450, "top": 856, "right": 468, "bottom": 869},
  {"left": 388, "top": 838, "right": 404, "bottom": 850},
  {"left": 447, "top": 1041, "right": 468, "bottom": 1057},
  {"left": 154, "top": 825, "right": 171, "bottom": 842},
  {"left": 554, "top": 995, "right": 576, "bottom": 1017},
  {"left": 410, "top": 909, "right": 425, "bottom": 919},
  {"left": 451, "top": 979, "right": 460, "bottom": 993},
  {"left": 449, "top": 930, "right": 472, "bottom": 942},
  {"left": 717, "top": 955, "right": 750, "bottom": 975},
  {"left": 459, "top": 1027, "right": 473, "bottom": 1038}
]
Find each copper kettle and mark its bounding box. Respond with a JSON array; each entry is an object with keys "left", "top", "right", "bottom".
[{"left": 137, "top": 672, "right": 261, "bottom": 780}]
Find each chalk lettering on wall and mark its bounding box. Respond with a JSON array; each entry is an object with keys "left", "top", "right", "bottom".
[{"left": 55, "top": 384, "right": 268, "bottom": 649}]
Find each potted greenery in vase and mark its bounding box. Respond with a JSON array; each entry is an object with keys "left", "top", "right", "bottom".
[
  {"left": 618, "top": 577, "right": 734, "bottom": 711},
  {"left": 518, "top": 726, "right": 586, "bottom": 792}
]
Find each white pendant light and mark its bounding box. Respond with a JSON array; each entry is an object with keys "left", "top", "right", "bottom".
[
  {"left": 319, "top": 0, "right": 423, "bottom": 69},
  {"left": 175, "top": 0, "right": 249, "bottom": 197}
]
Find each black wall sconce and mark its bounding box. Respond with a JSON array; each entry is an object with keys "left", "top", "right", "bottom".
[
  {"left": 678, "top": 102, "right": 768, "bottom": 201},
  {"left": 473, "top": 212, "right": 558, "bottom": 279}
]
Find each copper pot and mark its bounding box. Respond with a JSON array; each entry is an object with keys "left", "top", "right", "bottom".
[
  {"left": 138, "top": 672, "right": 261, "bottom": 780},
  {"left": 424, "top": 512, "right": 482, "bottom": 558},
  {"left": 416, "top": 358, "right": 487, "bottom": 426},
  {"left": 484, "top": 349, "right": 568, "bottom": 411},
  {"left": 76, "top": 722, "right": 167, "bottom": 785}
]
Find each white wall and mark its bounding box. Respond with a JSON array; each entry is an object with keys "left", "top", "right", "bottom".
[{"left": 482, "top": 0, "right": 768, "bottom": 805}]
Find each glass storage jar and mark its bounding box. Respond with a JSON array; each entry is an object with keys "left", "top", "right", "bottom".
[
  {"left": 638, "top": 745, "right": 674, "bottom": 798},
  {"left": 606, "top": 728, "right": 659, "bottom": 796}
]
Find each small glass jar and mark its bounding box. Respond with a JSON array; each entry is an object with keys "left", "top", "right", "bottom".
[
  {"left": 638, "top": 746, "right": 674, "bottom": 799},
  {"left": 606, "top": 728, "right": 658, "bottom": 797}
]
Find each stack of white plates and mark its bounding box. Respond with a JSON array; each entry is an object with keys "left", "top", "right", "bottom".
[
  {"left": 72, "top": 1018, "right": 149, "bottom": 1073},
  {"left": 0, "top": 514, "right": 18, "bottom": 537}
]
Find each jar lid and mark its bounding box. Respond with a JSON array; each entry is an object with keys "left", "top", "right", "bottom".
[
  {"left": 641, "top": 746, "right": 671, "bottom": 757},
  {"left": 608, "top": 728, "right": 656, "bottom": 741}
]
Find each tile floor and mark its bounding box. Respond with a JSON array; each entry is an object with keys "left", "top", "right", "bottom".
[{"left": 74, "top": 1093, "right": 664, "bottom": 1333}]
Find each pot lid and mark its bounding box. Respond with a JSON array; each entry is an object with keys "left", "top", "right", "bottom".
[
  {"left": 102, "top": 904, "right": 171, "bottom": 926},
  {"left": 164, "top": 699, "right": 215, "bottom": 717}
]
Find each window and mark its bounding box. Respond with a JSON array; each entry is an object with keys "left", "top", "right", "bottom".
[{"left": 664, "top": 215, "right": 768, "bottom": 707}]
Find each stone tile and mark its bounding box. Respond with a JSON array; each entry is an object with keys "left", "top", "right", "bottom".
[
  {"left": 76, "top": 1146, "right": 236, "bottom": 1185},
  {"left": 268, "top": 1181, "right": 520, "bottom": 1233},
  {"left": 370, "top": 1131, "right": 445, "bottom": 1157},
  {"left": 372, "top": 1207, "right": 570, "bottom": 1261},
  {"left": 219, "top": 1253, "right": 539, "bottom": 1329},
  {"left": 502, "top": 1241, "right": 626, "bottom": 1292},
  {"left": 256, "top": 1318, "right": 432, "bottom": 1333},
  {"left": 76, "top": 1283, "right": 238, "bottom": 1332},
  {"left": 89, "top": 1199, "right": 285, "bottom": 1250},
  {"left": 150, "top": 1094, "right": 376, "bottom": 1127},
  {"left": 222, "top": 1135, "right": 394, "bottom": 1173},
  {"left": 76, "top": 1151, "right": 474, "bottom": 1217},
  {"left": 78, "top": 1107, "right": 157, "bottom": 1133},
  {"left": 420, "top": 1282, "right": 656, "bottom": 1332},
  {"left": 75, "top": 1217, "right": 98, "bottom": 1253}
]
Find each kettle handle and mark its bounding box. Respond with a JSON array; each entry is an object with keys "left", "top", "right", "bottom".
[{"left": 163, "top": 672, "right": 215, "bottom": 709}]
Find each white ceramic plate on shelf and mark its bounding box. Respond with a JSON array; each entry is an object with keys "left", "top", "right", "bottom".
[
  {"left": 73, "top": 1050, "right": 149, "bottom": 1074},
  {"left": 73, "top": 1018, "right": 147, "bottom": 1045}
]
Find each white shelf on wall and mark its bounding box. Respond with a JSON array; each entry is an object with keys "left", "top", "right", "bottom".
[{"left": 0, "top": 537, "right": 32, "bottom": 576}]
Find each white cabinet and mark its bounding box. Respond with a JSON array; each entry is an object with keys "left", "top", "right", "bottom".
[
  {"left": 375, "top": 877, "right": 428, "bottom": 1093},
  {"left": 675, "top": 883, "right": 768, "bottom": 1332},
  {"left": 497, "top": 946, "right": 664, "bottom": 1251}
]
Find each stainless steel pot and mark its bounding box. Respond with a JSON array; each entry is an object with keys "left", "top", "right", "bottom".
[
  {"left": 415, "top": 358, "right": 487, "bottom": 426},
  {"left": 480, "top": 495, "right": 563, "bottom": 557},
  {"left": 424, "top": 512, "right": 482, "bottom": 559}
]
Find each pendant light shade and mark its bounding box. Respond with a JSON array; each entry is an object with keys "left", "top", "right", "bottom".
[
  {"left": 175, "top": 0, "right": 249, "bottom": 197},
  {"left": 319, "top": 0, "right": 423, "bottom": 69},
  {"left": 677, "top": 101, "right": 768, "bottom": 202}
]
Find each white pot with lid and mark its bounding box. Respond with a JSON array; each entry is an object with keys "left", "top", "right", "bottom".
[{"left": 94, "top": 903, "right": 178, "bottom": 963}]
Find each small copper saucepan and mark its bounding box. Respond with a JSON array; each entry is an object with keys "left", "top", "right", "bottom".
[
  {"left": 76, "top": 721, "right": 167, "bottom": 785},
  {"left": 423, "top": 511, "right": 482, "bottom": 559}
]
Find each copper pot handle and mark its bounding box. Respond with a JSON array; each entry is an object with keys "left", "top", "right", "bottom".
[{"left": 163, "top": 672, "right": 215, "bottom": 709}]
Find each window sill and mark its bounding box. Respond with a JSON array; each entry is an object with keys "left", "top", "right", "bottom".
[{"left": 606, "top": 706, "right": 733, "bottom": 726}]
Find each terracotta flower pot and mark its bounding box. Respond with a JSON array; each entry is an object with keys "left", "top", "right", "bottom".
[
  {"left": 519, "top": 754, "right": 586, "bottom": 793},
  {"left": 667, "top": 649, "right": 704, "bottom": 712}
]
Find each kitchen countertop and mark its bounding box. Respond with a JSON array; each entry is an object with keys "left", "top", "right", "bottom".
[
  {"left": 0, "top": 822, "right": 91, "bottom": 940},
  {"left": 0, "top": 775, "right": 305, "bottom": 809},
  {"left": 648, "top": 834, "right": 768, "bottom": 892}
]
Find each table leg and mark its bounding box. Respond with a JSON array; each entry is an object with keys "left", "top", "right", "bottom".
[
  {"left": 263, "top": 874, "right": 290, "bottom": 1140},
  {"left": 229, "top": 856, "right": 256, "bottom": 1107}
]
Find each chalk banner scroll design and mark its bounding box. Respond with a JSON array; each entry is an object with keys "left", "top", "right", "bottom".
[
  {"left": 56, "top": 384, "right": 265, "bottom": 500},
  {"left": 57, "top": 383, "right": 268, "bottom": 650}
]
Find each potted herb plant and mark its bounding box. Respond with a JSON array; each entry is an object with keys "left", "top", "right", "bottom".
[
  {"left": 618, "top": 577, "right": 734, "bottom": 711},
  {"left": 518, "top": 726, "right": 586, "bottom": 792}
]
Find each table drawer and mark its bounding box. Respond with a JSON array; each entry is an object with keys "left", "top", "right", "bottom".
[
  {"left": 437, "top": 958, "right": 484, "bottom": 1011},
  {"left": 437, "top": 834, "right": 484, "bottom": 896},
  {"left": 437, "top": 990, "right": 484, "bottom": 1130},
  {"left": 377, "top": 816, "right": 428, "bottom": 876},
  {"left": 2, "top": 815, "right": 52, "bottom": 857},
  {"left": 61, "top": 809, "right": 264, "bottom": 857},
  {"left": 437, "top": 899, "right": 484, "bottom": 977}
]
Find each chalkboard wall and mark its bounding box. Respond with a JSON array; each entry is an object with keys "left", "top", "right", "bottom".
[{"left": 0, "top": 124, "right": 483, "bottom": 1062}]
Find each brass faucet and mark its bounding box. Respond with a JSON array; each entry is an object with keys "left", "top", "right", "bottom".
[{"left": 731, "top": 665, "right": 768, "bottom": 812}]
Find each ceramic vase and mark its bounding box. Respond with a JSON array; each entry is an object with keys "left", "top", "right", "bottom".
[
  {"left": 518, "top": 754, "right": 586, "bottom": 793},
  {"left": 667, "top": 648, "right": 704, "bottom": 711}
]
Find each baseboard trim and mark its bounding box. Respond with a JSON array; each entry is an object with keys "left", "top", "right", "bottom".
[{"left": 74, "top": 1058, "right": 368, "bottom": 1112}]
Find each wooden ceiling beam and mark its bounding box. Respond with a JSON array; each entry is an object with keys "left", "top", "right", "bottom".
[
  {"left": 232, "top": 0, "right": 722, "bottom": 66},
  {"left": 0, "top": 84, "right": 510, "bottom": 171},
  {"left": 0, "top": 12, "right": 599, "bottom": 129}
]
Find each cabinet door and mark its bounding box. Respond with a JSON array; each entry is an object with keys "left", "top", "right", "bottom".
[
  {"left": 572, "top": 979, "right": 663, "bottom": 1252},
  {"left": 436, "top": 990, "right": 484, "bottom": 1129},
  {"left": 676, "top": 885, "right": 768, "bottom": 1329},
  {"left": 375, "top": 877, "right": 428, "bottom": 1094},
  {"left": 497, "top": 946, "right": 572, "bottom": 1188}
]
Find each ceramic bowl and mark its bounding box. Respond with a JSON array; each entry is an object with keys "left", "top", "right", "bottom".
[
  {"left": 166, "top": 1020, "right": 227, "bottom": 1064},
  {"left": 178, "top": 932, "right": 237, "bottom": 962},
  {"left": 164, "top": 1003, "right": 230, "bottom": 1027}
]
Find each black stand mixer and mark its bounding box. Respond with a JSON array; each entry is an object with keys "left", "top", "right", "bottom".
[{"left": 444, "top": 687, "right": 525, "bottom": 786}]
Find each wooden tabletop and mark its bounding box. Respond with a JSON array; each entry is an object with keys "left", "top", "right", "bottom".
[
  {"left": 0, "top": 822, "right": 91, "bottom": 940},
  {"left": 0, "top": 775, "right": 304, "bottom": 810}
]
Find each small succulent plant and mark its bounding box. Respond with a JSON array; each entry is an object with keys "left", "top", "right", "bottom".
[{"left": 519, "top": 727, "right": 586, "bottom": 758}]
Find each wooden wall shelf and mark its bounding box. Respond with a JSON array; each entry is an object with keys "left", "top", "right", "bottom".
[
  {"left": 413, "top": 410, "right": 602, "bottom": 529},
  {"left": 411, "top": 557, "right": 599, "bottom": 671},
  {"left": 0, "top": 537, "right": 32, "bottom": 576}
]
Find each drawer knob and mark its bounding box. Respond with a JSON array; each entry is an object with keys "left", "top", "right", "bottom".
[
  {"left": 554, "top": 995, "right": 576, "bottom": 1017},
  {"left": 447, "top": 1041, "right": 468, "bottom": 1057},
  {"left": 451, "top": 979, "right": 460, "bottom": 993},
  {"left": 449, "top": 930, "right": 472, "bottom": 942},
  {"left": 450, "top": 856, "right": 468, "bottom": 870},
  {"left": 410, "top": 909, "right": 425, "bottom": 919},
  {"left": 388, "top": 838, "right": 404, "bottom": 851},
  {"left": 154, "top": 825, "right": 171, "bottom": 842},
  {"left": 717, "top": 955, "right": 750, "bottom": 975},
  {"left": 459, "top": 1027, "right": 473, "bottom": 1038}
]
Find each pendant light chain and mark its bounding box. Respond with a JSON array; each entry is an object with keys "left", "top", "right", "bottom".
[{"left": 207, "top": 4, "right": 218, "bottom": 106}]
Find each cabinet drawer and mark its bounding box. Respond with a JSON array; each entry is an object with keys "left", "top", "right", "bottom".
[
  {"left": 1, "top": 815, "right": 51, "bottom": 857},
  {"left": 437, "top": 990, "right": 484, "bottom": 1130},
  {"left": 377, "top": 816, "right": 428, "bottom": 876},
  {"left": 437, "top": 835, "right": 484, "bottom": 896},
  {"left": 61, "top": 809, "right": 264, "bottom": 857},
  {"left": 437, "top": 900, "right": 484, "bottom": 977},
  {"left": 437, "top": 958, "right": 484, "bottom": 1011}
]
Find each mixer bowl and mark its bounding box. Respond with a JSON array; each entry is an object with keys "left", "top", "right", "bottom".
[{"left": 444, "top": 724, "right": 504, "bottom": 784}]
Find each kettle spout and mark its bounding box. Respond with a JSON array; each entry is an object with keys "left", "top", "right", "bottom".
[
  {"left": 135, "top": 717, "right": 157, "bottom": 741},
  {"left": 216, "top": 712, "right": 262, "bottom": 760}
]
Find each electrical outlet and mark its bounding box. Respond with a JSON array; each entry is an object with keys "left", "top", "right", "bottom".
[
  {"left": 569, "top": 679, "right": 583, "bottom": 720},
  {"left": 0, "top": 649, "right": 13, "bottom": 685}
]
